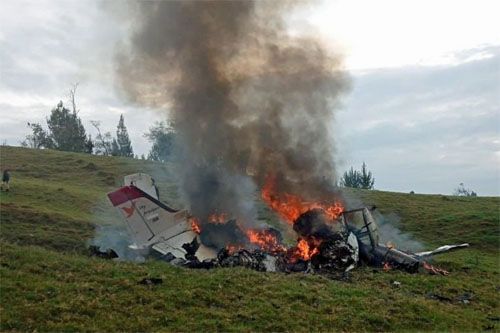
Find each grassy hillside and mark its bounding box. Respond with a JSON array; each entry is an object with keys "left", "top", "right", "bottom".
[{"left": 1, "top": 146, "right": 499, "bottom": 332}]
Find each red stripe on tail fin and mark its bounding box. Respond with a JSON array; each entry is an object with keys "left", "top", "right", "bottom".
[{"left": 107, "top": 186, "right": 144, "bottom": 206}]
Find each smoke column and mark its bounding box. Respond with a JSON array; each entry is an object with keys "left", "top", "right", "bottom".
[{"left": 116, "top": 1, "right": 349, "bottom": 225}]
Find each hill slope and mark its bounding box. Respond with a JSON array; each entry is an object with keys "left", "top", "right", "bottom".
[{"left": 1, "top": 146, "right": 499, "bottom": 331}]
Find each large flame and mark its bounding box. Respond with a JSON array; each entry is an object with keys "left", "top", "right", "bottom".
[
  {"left": 189, "top": 173, "right": 344, "bottom": 264},
  {"left": 246, "top": 229, "right": 286, "bottom": 254},
  {"left": 261, "top": 175, "right": 344, "bottom": 224}
]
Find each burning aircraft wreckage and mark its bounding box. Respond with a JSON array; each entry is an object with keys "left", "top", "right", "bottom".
[
  {"left": 101, "top": 173, "right": 469, "bottom": 276},
  {"left": 103, "top": 2, "right": 469, "bottom": 277}
]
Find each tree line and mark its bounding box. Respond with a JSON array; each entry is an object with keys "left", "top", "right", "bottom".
[
  {"left": 21, "top": 86, "right": 175, "bottom": 161},
  {"left": 20, "top": 87, "right": 481, "bottom": 195},
  {"left": 23, "top": 87, "right": 376, "bottom": 188},
  {"left": 21, "top": 87, "right": 380, "bottom": 191}
]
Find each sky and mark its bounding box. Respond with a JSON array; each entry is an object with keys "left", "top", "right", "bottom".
[{"left": 0, "top": 0, "right": 499, "bottom": 195}]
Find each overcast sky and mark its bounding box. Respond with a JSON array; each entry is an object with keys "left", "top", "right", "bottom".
[{"left": 0, "top": 0, "right": 499, "bottom": 195}]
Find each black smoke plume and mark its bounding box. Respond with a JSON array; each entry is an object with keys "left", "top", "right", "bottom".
[{"left": 116, "top": 1, "right": 349, "bottom": 226}]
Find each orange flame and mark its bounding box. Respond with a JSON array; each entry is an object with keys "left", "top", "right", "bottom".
[
  {"left": 289, "top": 237, "right": 321, "bottom": 262},
  {"left": 261, "top": 175, "right": 343, "bottom": 224},
  {"left": 190, "top": 217, "right": 201, "bottom": 234},
  {"left": 226, "top": 244, "right": 243, "bottom": 255},
  {"left": 246, "top": 229, "right": 286, "bottom": 254},
  {"left": 208, "top": 212, "right": 228, "bottom": 224}
]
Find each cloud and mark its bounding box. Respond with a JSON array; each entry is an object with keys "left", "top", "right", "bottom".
[
  {"left": 0, "top": 1, "right": 498, "bottom": 196},
  {"left": 0, "top": 0, "right": 163, "bottom": 153},
  {"left": 337, "top": 46, "right": 500, "bottom": 195}
]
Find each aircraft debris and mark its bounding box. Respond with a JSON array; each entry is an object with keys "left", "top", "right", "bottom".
[
  {"left": 392, "top": 280, "right": 402, "bottom": 288},
  {"left": 106, "top": 173, "right": 470, "bottom": 276},
  {"left": 426, "top": 292, "right": 474, "bottom": 304},
  {"left": 88, "top": 245, "right": 118, "bottom": 259}
]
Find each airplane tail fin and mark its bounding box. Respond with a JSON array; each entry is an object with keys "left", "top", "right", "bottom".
[
  {"left": 107, "top": 185, "right": 217, "bottom": 261},
  {"left": 107, "top": 185, "right": 189, "bottom": 247}
]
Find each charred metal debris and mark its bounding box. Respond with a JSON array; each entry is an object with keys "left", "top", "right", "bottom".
[
  {"left": 99, "top": 204, "right": 468, "bottom": 276},
  {"left": 161, "top": 207, "right": 467, "bottom": 275}
]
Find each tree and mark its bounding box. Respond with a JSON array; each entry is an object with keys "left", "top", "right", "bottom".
[
  {"left": 359, "top": 162, "right": 375, "bottom": 189},
  {"left": 340, "top": 167, "right": 361, "bottom": 188},
  {"left": 46, "top": 100, "right": 89, "bottom": 152},
  {"left": 144, "top": 121, "right": 176, "bottom": 162},
  {"left": 340, "top": 162, "right": 375, "bottom": 189},
  {"left": 69, "top": 83, "right": 80, "bottom": 115},
  {"left": 115, "top": 114, "right": 134, "bottom": 157},
  {"left": 453, "top": 183, "right": 477, "bottom": 197},
  {"left": 111, "top": 138, "right": 120, "bottom": 156},
  {"left": 21, "top": 122, "right": 52, "bottom": 149},
  {"left": 22, "top": 85, "right": 92, "bottom": 153},
  {"left": 90, "top": 115, "right": 133, "bottom": 157},
  {"left": 90, "top": 120, "right": 113, "bottom": 155},
  {"left": 85, "top": 135, "right": 94, "bottom": 154}
]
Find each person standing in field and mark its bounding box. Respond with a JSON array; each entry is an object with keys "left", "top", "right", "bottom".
[{"left": 2, "top": 169, "right": 10, "bottom": 192}]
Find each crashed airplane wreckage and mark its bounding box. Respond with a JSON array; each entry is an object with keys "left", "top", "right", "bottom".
[{"left": 105, "top": 174, "right": 469, "bottom": 275}]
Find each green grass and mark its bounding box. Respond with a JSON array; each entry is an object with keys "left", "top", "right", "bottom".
[{"left": 1, "top": 146, "right": 499, "bottom": 332}]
